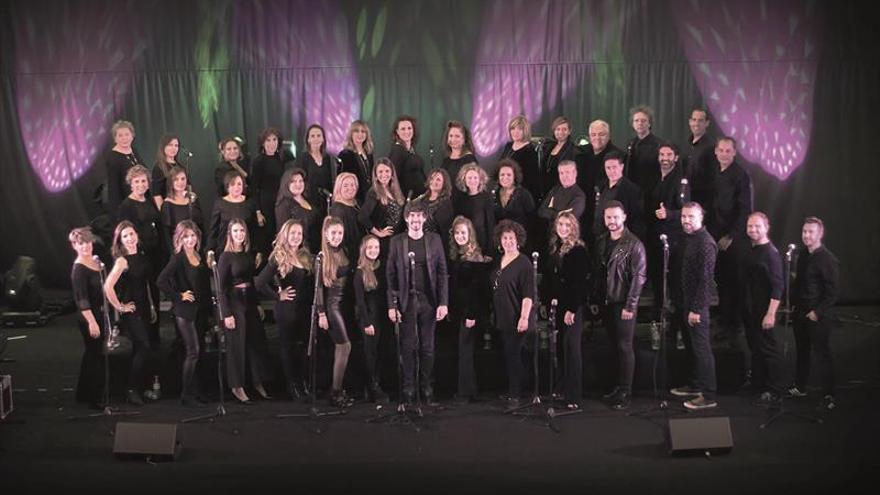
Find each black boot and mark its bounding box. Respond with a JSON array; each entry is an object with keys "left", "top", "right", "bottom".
[{"left": 368, "top": 381, "right": 390, "bottom": 404}]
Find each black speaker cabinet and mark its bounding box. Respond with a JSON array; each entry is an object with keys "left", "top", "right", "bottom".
[
  {"left": 668, "top": 416, "right": 733, "bottom": 456},
  {"left": 113, "top": 422, "right": 181, "bottom": 461}
]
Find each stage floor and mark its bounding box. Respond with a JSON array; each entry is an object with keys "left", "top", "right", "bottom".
[{"left": 1, "top": 306, "right": 879, "bottom": 493}]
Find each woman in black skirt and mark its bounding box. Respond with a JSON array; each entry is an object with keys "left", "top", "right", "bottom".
[
  {"left": 69, "top": 227, "right": 106, "bottom": 409},
  {"left": 358, "top": 158, "right": 404, "bottom": 259},
  {"left": 353, "top": 234, "right": 390, "bottom": 403}
]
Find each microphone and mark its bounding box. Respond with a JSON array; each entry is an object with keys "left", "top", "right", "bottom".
[
  {"left": 531, "top": 252, "right": 539, "bottom": 269},
  {"left": 206, "top": 250, "right": 216, "bottom": 268},
  {"left": 429, "top": 144, "right": 435, "bottom": 156},
  {"left": 180, "top": 147, "right": 194, "bottom": 158},
  {"left": 318, "top": 187, "right": 333, "bottom": 200},
  {"left": 786, "top": 243, "right": 797, "bottom": 259},
  {"left": 408, "top": 251, "right": 415, "bottom": 262},
  {"left": 680, "top": 177, "right": 689, "bottom": 201},
  {"left": 186, "top": 184, "right": 195, "bottom": 202},
  {"left": 659, "top": 234, "right": 669, "bottom": 249},
  {"left": 405, "top": 190, "right": 413, "bottom": 203},
  {"left": 92, "top": 255, "right": 105, "bottom": 270}
]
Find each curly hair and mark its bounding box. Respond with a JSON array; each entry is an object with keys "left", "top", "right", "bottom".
[{"left": 493, "top": 219, "right": 527, "bottom": 253}]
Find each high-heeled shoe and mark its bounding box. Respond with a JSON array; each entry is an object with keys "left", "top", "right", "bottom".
[
  {"left": 232, "top": 389, "right": 254, "bottom": 405},
  {"left": 254, "top": 383, "right": 272, "bottom": 400}
]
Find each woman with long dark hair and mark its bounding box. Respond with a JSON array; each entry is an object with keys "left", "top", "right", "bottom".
[
  {"left": 441, "top": 120, "right": 478, "bottom": 196},
  {"left": 255, "top": 219, "right": 314, "bottom": 399},
  {"left": 275, "top": 167, "right": 322, "bottom": 253},
  {"left": 454, "top": 163, "right": 495, "bottom": 255},
  {"left": 339, "top": 120, "right": 375, "bottom": 203},
  {"left": 353, "top": 235, "right": 390, "bottom": 403},
  {"left": 358, "top": 158, "right": 404, "bottom": 258},
  {"left": 388, "top": 115, "right": 426, "bottom": 198},
  {"left": 207, "top": 170, "right": 264, "bottom": 257},
  {"left": 160, "top": 166, "right": 204, "bottom": 254},
  {"left": 250, "top": 127, "right": 286, "bottom": 252},
  {"left": 151, "top": 134, "right": 183, "bottom": 210},
  {"left": 294, "top": 124, "right": 336, "bottom": 210},
  {"left": 416, "top": 168, "right": 455, "bottom": 249},
  {"left": 157, "top": 221, "right": 211, "bottom": 406},
  {"left": 69, "top": 227, "right": 106, "bottom": 409}
]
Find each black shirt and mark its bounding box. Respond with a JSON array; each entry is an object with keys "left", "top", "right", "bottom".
[
  {"left": 793, "top": 246, "right": 840, "bottom": 319},
  {"left": 492, "top": 254, "right": 536, "bottom": 331},
  {"left": 157, "top": 251, "right": 211, "bottom": 321},
  {"left": 275, "top": 196, "right": 322, "bottom": 253},
  {"left": 329, "top": 202, "right": 364, "bottom": 261},
  {"left": 419, "top": 195, "right": 455, "bottom": 248},
  {"left": 151, "top": 162, "right": 181, "bottom": 200},
  {"left": 160, "top": 198, "right": 204, "bottom": 254},
  {"left": 675, "top": 227, "right": 718, "bottom": 313},
  {"left": 118, "top": 197, "right": 161, "bottom": 253},
  {"left": 250, "top": 153, "right": 285, "bottom": 215},
  {"left": 538, "top": 184, "right": 587, "bottom": 222},
  {"left": 353, "top": 266, "right": 387, "bottom": 330},
  {"left": 408, "top": 236, "right": 431, "bottom": 301},
  {"left": 648, "top": 165, "right": 688, "bottom": 243},
  {"left": 294, "top": 152, "right": 335, "bottom": 206},
  {"left": 255, "top": 257, "right": 312, "bottom": 322},
  {"left": 494, "top": 186, "right": 535, "bottom": 232},
  {"left": 105, "top": 149, "right": 145, "bottom": 217},
  {"left": 498, "top": 142, "right": 540, "bottom": 202},
  {"left": 217, "top": 251, "right": 255, "bottom": 317},
  {"left": 389, "top": 143, "right": 427, "bottom": 199},
  {"left": 742, "top": 242, "right": 784, "bottom": 317},
  {"left": 208, "top": 197, "right": 258, "bottom": 253},
  {"left": 541, "top": 139, "right": 575, "bottom": 195},
  {"left": 542, "top": 245, "right": 588, "bottom": 314},
  {"left": 338, "top": 149, "right": 374, "bottom": 204},
  {"left": 455, "top": 191, "right": 496, "bottom": 254},
  {"left": 118, "top": 253, "right": 151, "bottom": 311},
  {"left": 684, "top": 133, "right": 717, "bottom": 208},
  {"left": 71, "top": 263, "right": 103, "bottom": 315},
  {"left": 594, "top": 177, "right": 645, "bottom": 240},
  {"left": 214, "top": 160, "right": 251, "bottom": 197},
  {"left": 449, "top": 257, "right": 492, "bottom": 321},
  {"left": 624, "top": 133, "right": 662, "bottom": 195},
  {"left": 709, "top": 161, "right": 753, "bottom": 241},
  {"left": 442, "top": 153, "right": 478, "bottom": 196}
]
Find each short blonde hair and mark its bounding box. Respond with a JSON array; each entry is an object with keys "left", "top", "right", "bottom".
[
  {"left": 111, "top": 120, "right": 135, "bottom": 138},
  {"left": 125, "top": 164, "right": 150, "bottom": 185},
  {"left": 507, "top": 115, "right": 531, "bottom": 141},
  {"left": 455, "top": 163, "right": 489, "bottom": 193}
]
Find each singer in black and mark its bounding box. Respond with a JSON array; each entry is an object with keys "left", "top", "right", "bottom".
[
  {"left": 104, "top": 120, "right": 145, "bottom": 219},
  {"left": 441, "top": 120, "right": 478, "bottom": 201},
  {"left": 353, "top": 235, "right": 390, "bottom": 403},
  {"left": 625, "top": 105, "right": 663, "bottom": 197},
  {"left": 386, "top": 202, "right": 449, "bottom": 405},
  {"left": 217, "top": 219, "right": 271, "bottom": 404},
  {"left": 669, "top": 202, "right": 719, "bottom": 410},
  {"left": 448, "top": 216, "right": 493, "bottom": 403},
  {"left": 214, "top": 137, "right": 251, "bottom": 197},
  {"left": 250, "top": 127, "right": 286, "bottom": 251},
  {"left": 338, "top": 120, "right": 375, "bottom": 204},
  {"left": 594, "top": 152, "right": 645, "bottom": 241},
  {"left": 329, "top": 172, "right": 365, "bottom": 262},
  {"left": 538, "top": 160, "right": 586, "bottom": 250},
  {"left": 741, "top": 212, "right": 785, "bottom": 404},
  {"left": 541, "top": 116, "right": 576, "bottom": 196},
  {"left": 294, "top": 124, "right": 336, "bottom": 212},
  {"left": 358, "top": 158, "right": 405, "bottom": 258},
  {"left": 104, "top": 221, "right": 155, "bottom": 406},
  {"left": 590, "top": 202, "right": 647, "bottom": 410},
  {"left": 493, "top": 159, "right": 536, "bottom": 236},
  {"left": 416, "top": 169, "right": 455, "bottom": 249},
  {"left": 491, "top": 220, "right": 536, "bottom": 407},
  {"left": 275, "top": 168, "right": 322, "bottom": 253},
  {"left": 256, "top": 219, "right": 314, "bottom": 400},
  {"left": 575, "top": 119, "right": 622, "bottom": 215},
  {"left": 388, "top": 115, "right": 427, "bottom": 198},
  {"left": 150, "top": 134, "right": 183, "bottom": 210},
  {"left": 207, "top": 171, "right": 264, "bottom": 256},
  {"left": 157, "top": 221, "right": 211, "bottom": 406},
  {"left": 160, "top": 166, "right": 204, "bottom": 254},
  {"left": 790, "top": 217, "right": 839, "bottom": 411},
  {"left": 683, "top": 108, "right": 717, "bottom": 208},
  {"left": 497, "top": 115, "right": 540, "bottom": 202},
  {"left": 69, "top": 227, "right": 106, "bottom": 409},
  {"left": 542, "top": 212, "right": 589, "bottom": 409},
  {"left": 454, "top": 163, "right": 496, "bottom": 255}
]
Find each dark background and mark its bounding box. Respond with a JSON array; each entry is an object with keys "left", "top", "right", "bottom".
[{"left": 0, "top": 0, "right": 878, "bottom": 302}]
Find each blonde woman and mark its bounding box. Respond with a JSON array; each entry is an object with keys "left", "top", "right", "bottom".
[
  {"left": 454, "top": 163, "right": 495, "bottom": 254},
  {"left": 353, "top": 235, "right": 390, "bottom": 403},
  {"left": 339, "top": 120, "right": 375, "bottom": 203}
]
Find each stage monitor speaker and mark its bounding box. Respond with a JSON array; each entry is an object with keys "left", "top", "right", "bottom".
[
  {"left": 668, "top": 416, "right": 733, "bottom": 456},
  {"left": 113, "top": 422, "right": 181, "bottom": 461}
]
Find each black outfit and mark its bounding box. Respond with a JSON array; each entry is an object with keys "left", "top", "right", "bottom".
[
  {"left": 683, "top": 133, "right": 717, "bottom": 209},
  {"left": 454, "top": 191, "right": 496, "bottom": 254},
  {"left": 338, "top": 149, "right": 374, "bottom": 204},
  {"left": 358, "top": 190, "right": 404, "bottom": 257},
  {"left": 117, "top": 198, "right": 162, "bottom": 345},
  {"left": 217, "top": 251, "right": 271, "bottom": 389},
  {"left": 498, "top": 142, "right": 540, "bottom": 202},
  {"left": 448, "top": 256, "right": 492, "bottom": 398},
  {"left": 256, "top": 258, "right": 312, "bottom": 395},
  {"left": 250, "top": 153, "right": 286, "bottom": 248},
  {"left": 575, "top": 142, "right": 622, "bottom": 239},
  {"left": 353, "top": 266, "right": 389, "bottom": 391},
  {"left": 494, "top": 186, "right": 536, "bottom": 235},
  {"left": 441, "top": 153, "right": 478, "bottom": 200},
  {"left": 418, "top": 194, "right": 455, "bottom": 249},
  {"left": 329, "top": 202, "right": 365, "bottom": 263},
  {"left": 117, "top": 253, "right": 153, "bottom": 392},
  {"left": 672, "top": 227, "right": 718, "bottom": 399},
  {"left": 541, "top": 139, "right": 575, "bottom": 196},
  {"left": 592, "top": 230, "right": 647, "bottom": 395},
  {"left": 389, "top": 143, "right": 426, "bottom": 199},
  {"left": 594, "top": 177, "right": 645, "bottom": 241},
  {"left": 542, "top": 245, "right": 589, "bottom": 403},
  {"left": 150, "top": 162, "right": 181, "bottom": 201},
  {"left": 741, "top": 242, "right": 785, "bottom": 395},
  {"left": 157, "top": 251, "right": 211, "bottom": 399},
  {"left": 386, "top": 232, "right": 448, "bottom": 398},
  {"left": 71, "top": 263, "right": 106, "bottom": 405},
  {"left": 492, "top": 254, "right": 537, "bottom": 399},
  {"left": 294, "top": 152, "right": 336, "bottom": 210},
  {"left": 792, "top": 246, "right": 840, "bottom": 396},
  {"left": 105, "top": 149, "right": 145, "bottom": 218},
  {"left": 275, "top": 196, "right": 322, "bottom": 253},
  {"left": 207, "top": 197, "right": 259, "bottom": 253},
  {"left": 159, "top": 198, "right": 204, "bottom": 254},
  {"left": 316, "top": 251, "right": 354, "bottom": 345},
  {"left": 646, "top": 166, "right": 689, "bottom": 319},
  {"left": 214, "top": 159, "right": 251, "bottom": 197},
  {"left": 624, "top": 133, "right": 662, "bottom": 196},
  {"left": 538, "top": 184, "right": 586, "bottom": 222}
]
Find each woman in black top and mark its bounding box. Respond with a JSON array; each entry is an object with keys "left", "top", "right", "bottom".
[
  {"left": 275, "top": 167, "right": 322, "bottom": 253},
  {"left": 415, "top": 168, "right": 455, "bottom": 249},
  {"left": 358, "top": 158, "right": 404, "bottom": 259},
  {"left": 160, "top": 166, "right": 204, "bottom": 255},
  {"left": 294, "top": 124, "right": 336, "bottom": 211},
  {"left": 104, "top": 221, "right": 155, "bottom": 406},
  {"left": 105, "top": 120, "right": 145, "bottom": 219},
  {"left": 217, "top": 219, "right": 271, "bottom": 404},
  {"left": 493, "top": 158, "right": 536, "bottom": 236},
  {"left": 69, "top": 227, "right": 106, "bottom": 408},
  {"left": 250, "top": 127, "right": 286, "bottom": 253},
  {"left": 214, "top": 137, "right": 251, "bottom": 197},
  {"left": 542, "top": 212, "right": 588, "bottom": 409},
  {"left": 388, "top": 115, "right": 426, "bottom": 198},
  {"left": 157, "top": 221, "right": 211, "bottom": 406},
  {"left": 316, "top": 217, "right": 355, "bottom": 408},
  {"left": 454, "top": 163, "right": 495, "bottom": 255},
  {"left": 151, "top": 134, "right": 183, "bottom": 210},
  {"left": 256, "top": 219, "right": 314, "bottom": 399},
  {"left": 338, "top": 120, "right": 375, "bottom": 204},
  {"left": 498, "top": 115, "right": 541, "bottom": 202},
  {"left": 208, "top": 170, "right": 265, "bottom": 257},
  {"left": 448, "top": 217, "right": 493, "bottom": 403},
  {"left": 329, "top": 172, "right": 364, "bottom": 262},
  {"left": 441, "top": 120, "right": 478, "bottom": 200},
  {"left": 353, "top": 235, "right": 390, "bottom": 403},
  {"left": 491, "top": 220, "right": 536, "bottom": 405},
  {"left": 542, "top": 116, "right": 576, "bottom": 196}
]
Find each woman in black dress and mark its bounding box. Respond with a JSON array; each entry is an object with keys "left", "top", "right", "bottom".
[
  {"left": 329, "top": 172, "right": 364, "bottom": 262},
  {"left": 493, "top": 158, "right": 536, "bottom": 245},
  {"left": 275, "top": 167, "right": 321, "bottom": 253},
  {"left": 353, "top": 235, "right": 390, "bottom": 403},
  {"left": 103, "top": 221, "right": 155, "bottom": 406},
  {"left": 491, "top": 220, "right": 536, "bottom": 406},
  {"left": 217, "top": 219, "right": 271, "bottom": 404},
  {"left": 542, "top": 211, "right": 588, "bottom": 409},
  {"left": 316, "top": 217, "right": 355, "bottom": 408},
  {"left": 294, "top": 124, "right": 336, "bottom": 211},
  {"left": 250, "top": 127, "right": 286, "bottom": 254},
  {"left": 214, "top": 137, "right": 251, "bottom": 197},
  {"left": 157, "top": 221, "right": 211, "bottom": 406},
  {"left": 415, "top": 168, "right": 455, "bottom": 249},
  {"left": 151, "top": 134, "right": 183, "bottom": 210},
  {"left": 338, "top": 120, "right": 375, "bottom": 204},
  {"left": 160, "top": 166, "right": 204, "bottom": 255},
  {"left": 358, "top": 158, "right": 404, "bottom": 259},
  {"left": 207, "top": 170, "right": 265, "bottom": 258},
  {"left": 105, "top": 120, "right": 145, "bottom": 218},
  {"left": 498, "top": 115, "right": 540, "bottom": 202},
  {"left": 542, "top": 116, "right": 576, "bottom": 196},
  {"left": 441, "top": 120, "right": 478, "bottom": 198},
  {"left": 388, "top": 115, "right": 426, "bottom": 199},
  {"left": 454, "top": 163, "right": 495, "bottom": 254},
  {"left": 69, "top": 227, "right": 106, "bottom": 409},
  {"left": 255, "top": 219, "right": 314, "bottom": 399},
  {"left": 447, "top": 216, "right": 493, "bottom": 403}
]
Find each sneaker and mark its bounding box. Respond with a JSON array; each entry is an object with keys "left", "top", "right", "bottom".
[
  {"left": 787, "top": 386, "right": 808, "bottom": 398},
  {"left": 675, "top": 332, "right": 685, "bottom": 350},
  {"left": 683, "top": 395, "right": 718, "bottom": 410},
  {"left": 819, "top": 395, "right": 836, "bottom": 411},
  {"left": 670, "top": 386, "right": 701, "bottom": 397}
]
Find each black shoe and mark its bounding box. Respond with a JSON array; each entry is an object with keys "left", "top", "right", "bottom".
[
  {"left": 329, "top": 389, "right": 355, "bottom": 408},
  {"left": 180, "top": 396, "right": 204, "bottom": 408},
  {"left": 602, "top": 387, "right": 621, "bottom": 401},
  {"left": 254, "top": 384, "right": 272, "bottom": 400},
  {"left": 368, "top": 382, "right": 390, "bottom": 404},
  {"left": 288, "top": 384, "right": 303, "bottom": 400},
  {"left": 610, "top": 392, "right": 631, "bottom": 411},
  {"left": 126, "top": 389, "right": 144, "bottom": 406}
]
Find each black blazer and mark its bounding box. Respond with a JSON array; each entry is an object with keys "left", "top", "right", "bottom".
[
  {"left": 385, "top": 231, "right": 448, "bottom": 312},
  {"left": 156, "top": 251, "right": 211, "bottom": 321}
]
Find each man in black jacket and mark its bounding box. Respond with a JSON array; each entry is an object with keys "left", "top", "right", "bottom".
[
  {"left": 594, "top": 151, "right": 645, "bottom": 241},
  {"left": 576, "top": 119, "right": 622, "bottom": 236},
  {"left": 683, "top": 107, "right": 717, "bottom": 208},
  {"left": 670, "top": 202, "right": 719, "bottom": 410},
  {"left": 386, "top": 201, "right": 449, "bottom": 406},
  {"left": 590, "top": 200, "right": 647, "bottom": 410}
]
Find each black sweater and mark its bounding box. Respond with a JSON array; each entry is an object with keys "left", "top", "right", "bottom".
[
  {"left": 741, "top": 242, "right": 784, "bottom": 317},
  {"left": 793, "top": 246, "right": 839, "bottom": 319},
  {"left": 541, "top": 245, "right": 588, "bottom": 314},
  {"left": 454, "top": 191, "right": 496, "bottom": 254},
  {"left": 338, "top": 149, "right": 374, "bottom": 204},
  {"left": 353, "top": 266, "right": 387, "bottom": 330},
  {"left": 157, "top": 251, "right": 211, "bottom": 321},
  {"left": 709, "top": 161, "right": 753, "bottom": 241},
  {"left": 117, "top": 197, "right": 161, "bottom": 253},
  {"left": 217, "top": 251, "right": 256, "bottom": 318},
  {"left": 105, "top": 149, "right": 145, "bottom": 217},
  {"left": 389, "top": 143, "right": 426, "bottom": 199},
  {"left": 498, "top": 142, "right": 540, "bottom": 202}
]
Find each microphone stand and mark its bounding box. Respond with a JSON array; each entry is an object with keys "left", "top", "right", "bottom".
[
  {"left": 760, "top": 246, "right": 823, "bottom": 428},
  {"left": 276, "top": 253, "right": 346, "bottom": 433},
  {"left": 68, "top": 259, "right": 141, "bottom": 420},
  {"left": 505, "top": 253, "right": 559, "bottom": 432},
  {"left": 408, "top": 252, "right": 424, "bottom": 415}
]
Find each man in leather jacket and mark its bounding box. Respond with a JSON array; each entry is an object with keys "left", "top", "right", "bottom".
[{"left": 590, "top": 200, "right": 647, "bottom": 409}]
